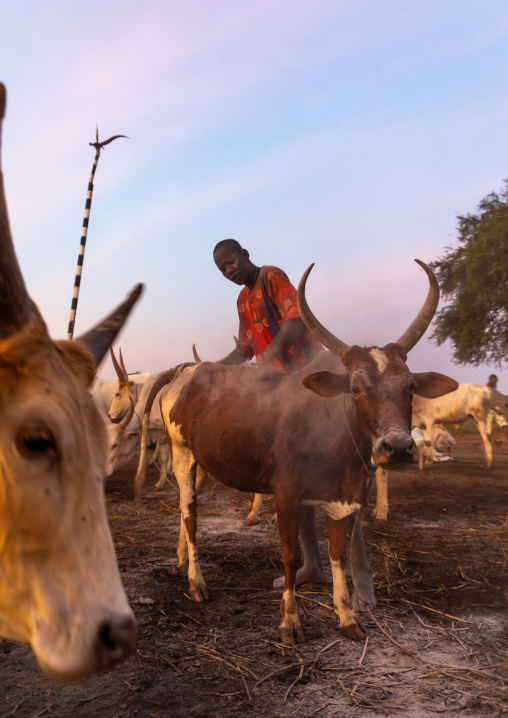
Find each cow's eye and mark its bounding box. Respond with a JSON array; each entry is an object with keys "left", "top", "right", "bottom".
[
  {"left": 351, "top": 386, "right": 361, "bottom": 396},
  {"left": 409, "top": 382, "right": 416, "bottom": 393},
  {"left": 17, "top": 428, "right": 58, "bottom": 460}
]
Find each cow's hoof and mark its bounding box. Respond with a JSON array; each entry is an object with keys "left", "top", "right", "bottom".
[
  {"left": 246, "top": 516, "right": 260, "bottom": 526},
  {"left": 373, "top": 517, "right": 387, "bottom": 526},
  {"left": 189, "top": 585, "right": 209, "bottom": 602},
  {"left": 279, "top": 625, "right": 305, "bottom": 645},
  {"left": 175, "top": 563, "right": 188, "bottom": 575},
  {"left": 352, "top": 589, "right": 376, "bottom": 614},
  {"left": 340, "top": 623, "right": 365, "bottom": 641}
]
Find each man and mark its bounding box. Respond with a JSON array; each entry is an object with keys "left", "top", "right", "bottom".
[
  {"left": 212, "top": 239, "right": 373, "bottom": 598},
  {"left": 213, "top": 239, "right": 323, "bottom": 371},
  {"left": 486, "top": 374, "right": 508, "bottom": 442}
]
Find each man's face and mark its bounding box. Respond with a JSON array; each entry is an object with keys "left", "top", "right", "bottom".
[
  {"left": 488, "top": 376, "right": 498, "bottom": 388},
  {"left": 214, "top": 247, "right": 251, "bottom": 286}
]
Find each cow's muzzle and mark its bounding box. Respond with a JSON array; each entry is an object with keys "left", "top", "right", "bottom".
[{"left": 372, "top": 432, "right": 416, "bottom": 467}]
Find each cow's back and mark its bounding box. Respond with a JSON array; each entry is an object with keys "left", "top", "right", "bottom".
[
  {"left": 163, "top": 352, "right": 354, "bottom": 496},
  {"left": 413, "top": 382, "right": 490, "bottom": 425}
]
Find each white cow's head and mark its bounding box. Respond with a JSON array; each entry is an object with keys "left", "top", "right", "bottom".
[
  {"left": 108, "top": 347, "right": 138, "bottom": 423},
  {"left": 103, "top": 397, "right": 141, "bottom": 473},
  {"left": 0, "top": 83, "right": 140, "bottom": 678}
]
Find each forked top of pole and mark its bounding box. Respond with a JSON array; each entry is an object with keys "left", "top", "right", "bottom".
[{"left": 89, "top": 127, "right": 129, "bottom": 153}]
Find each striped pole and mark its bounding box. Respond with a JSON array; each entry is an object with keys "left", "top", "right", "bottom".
[{"left": 67, "top": 128, "right": 128, "bottom": 339}]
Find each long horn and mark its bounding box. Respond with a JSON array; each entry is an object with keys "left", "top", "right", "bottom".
[
  {"left": 0, "top": 83, "right": 37, "bottom": 340},
  {"left": 119, "top": 348, "right": 128, "bottom": 377},
  {"left": 297, "top": 264, "right": 351, "bottom": 357},
  {"left": 116, "top": 396, "right": 135, "bottom": 432},
  {"left": 395, "top": 260, "right": 439, "bottom": 353},
  {"left": 192, "top": 344, "right": 202, "bottom": 363},
  {"left": 110, "top": 346, "right": 128, "bottom": 384},
  {"left": 75, "top": 283, "right": 144, "bottom": 368}
]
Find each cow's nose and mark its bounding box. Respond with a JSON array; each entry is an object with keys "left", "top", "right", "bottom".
[
  {"left": 95, "top": 614, "right": 137, "bottom": 670},
  {"left": 373, "top": 434, "right": 416, "bottom": 465},
  {"left": 382, "top": 435, "right": 414, "bottom": 457}
]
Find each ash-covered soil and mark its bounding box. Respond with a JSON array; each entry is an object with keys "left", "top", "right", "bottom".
[{"left": 1, "top": 435, "right": 507, "bottom": 717}]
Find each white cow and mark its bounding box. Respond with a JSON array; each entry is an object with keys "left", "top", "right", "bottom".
[
  {"left": 0, "top": 82, "right": 137, "bottom": 679},
  {"left": 106, "top": 373, "right": 172, "bottom": 490},
  {"left": 413, "top": 382, "right": 491, "bottom": 467},
  {"left": 107, "top": 347, "right": 159, "bottom": 423},
  {"left": 91, "top": 351, "right": 157, "bottom": 420}
]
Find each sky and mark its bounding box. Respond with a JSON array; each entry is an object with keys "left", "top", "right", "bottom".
[{"left": 2, "top": 0, "right": 507, "bottom": 385}]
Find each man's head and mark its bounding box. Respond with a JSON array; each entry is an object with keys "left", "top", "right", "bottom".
[
  {"left": 213, "top": 239, "right": 258, "bottom": 287},
  {"left": 487, "top": 374, "right": 498, "bottom": 388}
]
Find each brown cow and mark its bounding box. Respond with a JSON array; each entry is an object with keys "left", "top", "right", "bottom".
[
  {"left": 136, "top": 262, "right": 457, "bottom": 645},
  {"left": 0, "top": 84, "right": 139, "bottom": 678}
]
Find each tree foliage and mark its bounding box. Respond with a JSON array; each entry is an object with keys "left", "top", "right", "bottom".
[{"left": 430, "top": 181, "right": 508, "bottom": 367}]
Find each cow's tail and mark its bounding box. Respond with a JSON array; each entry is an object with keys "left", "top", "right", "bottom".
[{"left": 134, "top": 368, "right": 178, "bottom": 498}]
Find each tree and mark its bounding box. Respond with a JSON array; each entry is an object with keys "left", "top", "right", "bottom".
[{"left": 430, "top": 181, "right": 508, "bottom": 367}]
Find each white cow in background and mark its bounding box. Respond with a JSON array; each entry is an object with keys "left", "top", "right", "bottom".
[
  {"left": 412, "top": 382, "right": 492, "bottom": 467},
  {"left": 91, "top": 347, "right": 157, "bottom": 420},
  {"left": 106, "top": 373, "right": 172, "bottom": 490},
  {"left": 107, "top": 347, "right": 159, "bottom": 423}
]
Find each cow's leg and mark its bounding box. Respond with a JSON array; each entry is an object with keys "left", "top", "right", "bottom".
[
  {"left": 152, "top": 437, "right": 173, "bottom": 491},
  {"left": 475, "top": 417, "right": 493, "bottom": 468},
  {"left": 176, "top": 469, "right": 209, "bottom": 572},
  {"left": 174, "top": 455, "right": 208, "bottom": 602},
  {"left": 275, "top": 498, "right": 305, "bottom": 645},
  {"left": 246, "top": 493, "right": 264, "bottom": 525},
  {"left": 273, "top": 505, "right": 326, "bottom": 589},
  {"left": 326, "top": 515, "right": 365, "bottom": 641},
  {"left": 153, "top": 441, "right": 170, "bottom": 491},
  {"left": 370, "top": 467, "right": 388, "bottom": 523},
  {"left": 423, "top": 425, "right": 434, "bottom": 465},
  {"left": 348, "top": 511, "right": 376, "bottom": 613},
  {"left": 176, "top": 514, "right": 188, "bottom": 574},
  {"left": 195, "top": 467, "right": 215, "bottom": 500},
  {"left": 149, "top": 440, "right": 160, "bottom": 468}
]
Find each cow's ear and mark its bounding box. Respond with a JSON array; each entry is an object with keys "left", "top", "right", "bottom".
[
  {"left": 303, "top": 371, "right": 350, "bottom": 397},
  {"left": 413, "top": 372, "right": 458, "bottom": 399}
]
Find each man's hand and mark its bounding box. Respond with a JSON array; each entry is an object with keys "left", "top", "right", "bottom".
[{"left": 261, "top": 318, "right": 305, "bottom": 368}]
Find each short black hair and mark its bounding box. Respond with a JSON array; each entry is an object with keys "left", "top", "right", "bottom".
[
  {"left": 489, "top": 374, "right": 498, "bottom": 380},
  {"left": 213, "top": 238, "right": 243, "bottom": 255}
]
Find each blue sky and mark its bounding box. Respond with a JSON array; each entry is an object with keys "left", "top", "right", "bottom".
[{"left": 2, "top": 1, "right": 507, "bottom": 385}]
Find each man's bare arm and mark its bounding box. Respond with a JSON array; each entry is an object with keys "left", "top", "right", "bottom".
[{"left": 261, "top": 317, "right": 305, "bottom": 367}]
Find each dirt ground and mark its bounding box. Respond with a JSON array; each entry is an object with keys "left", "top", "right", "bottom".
[{"left": 1, "top": 435, "right": 507, "bottom": 717}]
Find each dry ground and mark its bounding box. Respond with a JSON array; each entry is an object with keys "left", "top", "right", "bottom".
[{"left": 1, "top": 435, "right": 507, "bottom": 717}]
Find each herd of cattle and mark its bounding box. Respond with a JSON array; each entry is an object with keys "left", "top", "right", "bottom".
[{"left": 0, "top": 84, "right": 503, "bottom": 682}]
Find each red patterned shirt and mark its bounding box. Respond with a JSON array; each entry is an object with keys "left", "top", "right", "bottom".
[{"left": 236, "top": 266, "right": 323, "bottom": 373}]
